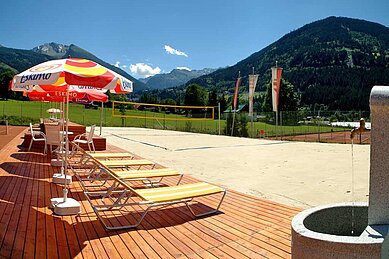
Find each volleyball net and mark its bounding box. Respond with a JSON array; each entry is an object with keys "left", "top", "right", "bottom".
[{"left": 112, "top": 101, "right": 215, "bottom": 121}]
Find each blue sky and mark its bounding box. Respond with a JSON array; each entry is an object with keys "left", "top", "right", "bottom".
[{"left": 1, "top": 0, "right": 388, "bottom": 79}]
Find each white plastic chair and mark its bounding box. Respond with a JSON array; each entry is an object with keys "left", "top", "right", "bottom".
[
  {"left": 31, "top": 119, "right": 42, "bottom": 131},
  {"left": 28, "top": 123, "right": 47, "bottom": 154},
  {"left": 45, "top": 123, "right": 62, "bottom": 154},
  {"left": 73, "top": 125, "right": 96, "bottom": 152}
]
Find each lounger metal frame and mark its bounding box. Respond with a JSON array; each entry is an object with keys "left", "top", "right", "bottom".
[
  {"left": 68, "top": 143, "right": 226, "bottom": 230},
  {"left": 84, "top": 180, "right": 226, "bottom": 230},
  {"left": 68, "top": 145, "right": 181, "bottom": 190}
]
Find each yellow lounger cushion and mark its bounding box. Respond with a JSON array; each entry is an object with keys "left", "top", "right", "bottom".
[
  {"left": 113, "top": 168, "right": 180, "bottom": 179},
  {"left": 136, "top": 182, "right": 224, "bottom": 203},
  {"left": 88, "top": 152, "right": 134, "bottom": 159},
  {"left": 100, "top": 159, "right": 154, "bottom": 167}
]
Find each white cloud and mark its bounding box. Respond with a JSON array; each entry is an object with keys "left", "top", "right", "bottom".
[
  {"left": 164, "top": 45, "right": 188, "bottom": 57},
  {"left": 130, "top": 63, "right": 161, "bottom": 78},
  {"left": 113, "top": 61, "right": 128, "bottom": 70},
  {"left": 176, "top": 66, "right": 191, "bottom": 71}
]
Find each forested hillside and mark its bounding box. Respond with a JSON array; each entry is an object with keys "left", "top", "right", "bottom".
[
  {"left": 2, "top": 17, "right": 389, "bottom": 110},
  {"left": 188, "top": 16, "right": 389, "bottom": 110},
  {"left": 0, "top": 47, "right": 52, "bottom": 73}
]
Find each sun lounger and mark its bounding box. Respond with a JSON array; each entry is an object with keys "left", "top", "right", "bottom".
[
  {"left": 99, "top": 159, "right": 155, "bottom": 169},
  {"left": 112, "top": 168, "right": 183, "bottom": 186},
  {"left": 68, "top": 143, "right": 180, "bottom": 188},
  {"left": 69, "top": 145, "right": 152, "bottom": 169},
  {"left": 85, "top": 158, "right": 226, "bottom": 230},
  {"left": 71, "top": 143, "right": 226, "bottom": 230},
  {"left": 113, "top": 168, "right": 180, "bottom": 179},
  {"left": 77, "top": 166, "right": 183, "bottom": 190},
  {"left": 87, "top": 152, "right": 134, "bottom": 160},
  {"left": 72, "top": 151, "right": 134, "bottom": 165}
]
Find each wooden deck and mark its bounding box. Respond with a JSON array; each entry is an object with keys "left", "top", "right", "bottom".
[{"left": 0, "top": 128, "right": 301, "bottom": 258}]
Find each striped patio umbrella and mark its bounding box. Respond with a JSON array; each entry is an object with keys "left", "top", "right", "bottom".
[
  {"left": 11, "top": 58, "right": 132, "bottom": 93},
  {"left": 9, "top": 58, "right": 133, "bottom": 215}
]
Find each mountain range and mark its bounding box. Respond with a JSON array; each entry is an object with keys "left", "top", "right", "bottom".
[
  {"left": 0, "top": 42, "right": 147, "bottom": 92},
  {"left": 187, "top": 16, "right": 389, "bottom": 110},
  {"left": 1, "top": 16, "right": 389, "bottom": 110},
  {"left": 139, "top": 68, "right": 217, "bottom": 89},
  {"left": 32, "top": 42, "right": 69, "bottom": 58},
  {"left": 0, "top": 42, "right": 216, "bottom": 94}
]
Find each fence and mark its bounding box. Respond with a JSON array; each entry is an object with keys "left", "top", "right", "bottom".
[
  {"left": 247, "top": 110, "right": 371, "bottom": 144},
  {"left": 0, "top": 100, "right": 370, "bottom": 144}
]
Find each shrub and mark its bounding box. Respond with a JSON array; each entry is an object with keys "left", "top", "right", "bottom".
[{"left": 0, "top": 115, "right": 35, "bottom": 125}]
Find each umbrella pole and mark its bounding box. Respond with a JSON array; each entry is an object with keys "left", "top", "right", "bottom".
[
  {"left": 100, "top": 102, "right": 103, "bottom": 136},
  {"left": 60, "top": 99, "right": 65, "bottom": 177},
  {"left": 52, "top": 98, "right": 69, "bottom": 184},
  {"left": 51, "top": 86, "right": 81, "bottom": 216},
  {"left": 63, "top": 87, "right": 69, "bottom": 201}
]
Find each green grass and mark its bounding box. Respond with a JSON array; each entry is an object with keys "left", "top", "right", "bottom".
[{"left": 0, "top": 100, "right": 349, "bottom": 137}]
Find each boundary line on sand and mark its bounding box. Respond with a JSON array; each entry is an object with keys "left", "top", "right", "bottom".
[
  {"left": 110, "top": 133, "right": 171, "bottom": 150},
  {"left": 109, "top": 133, "right": 289, "bottom": 152}
]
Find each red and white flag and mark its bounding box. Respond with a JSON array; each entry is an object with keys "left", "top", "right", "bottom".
[
  {"left": 271, "top": 67, "right": 283, "bottom": 112},
  {"left": 248, "top": 74, "right": 259, "bottom": 116},
  {"left": 233, "top": 76, "right": 242, "bottom": 111}
]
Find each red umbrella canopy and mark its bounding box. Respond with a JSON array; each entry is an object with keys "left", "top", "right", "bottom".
[
  {"left": 27, "top": 85, "right": 108, "bottom": 103},
  {"left": 10, "top": 58, "right": 133, "bottom": 94}
]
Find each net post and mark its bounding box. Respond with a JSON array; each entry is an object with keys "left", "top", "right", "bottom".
[{"left": 218, "top": 103, "right": 221, "bottom": 135}]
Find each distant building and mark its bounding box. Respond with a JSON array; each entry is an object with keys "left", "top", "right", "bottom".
[{"left": 224, "top": 104, "right": 247, "bottom": 113}]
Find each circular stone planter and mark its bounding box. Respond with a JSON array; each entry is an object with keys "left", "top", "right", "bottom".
[{"left": 291, "top": 202, "right": 387, "bottom": 259}]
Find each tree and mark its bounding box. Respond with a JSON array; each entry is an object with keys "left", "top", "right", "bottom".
[
  {"left": 208, "top": 90, "right": 218, "bottom": 106},
  {"left": 114, "top": 94, "right": 128, "bottom": 126},
  {"left": 253, "top": 93, "right": 264, "bottom": 112},
  {"left": 224, "top": 113, "right": 249, "bottom": 137},
  {"left": 105, "top": 91, "right": 129, "bottom": 108},
  {"left": 0, "top": 70, "right": 16, "bottom": 100},
  {"left": 218, "top": 93, "right": 227, "bottom": 114},
  {"left": 160, "top": 98, "right": 176, "bottom": 113},
  {"left": 184, "top": 83, "right": 208, "bottom": 106},
  {"left": 262, "top": 79, "right": 300, "bottom": 112},
  {"left": 184, "top": 84, "right": 209, "bottom": 117},
  {"left": 173, "top": 88, "right": 184, "bottom": 106},
  {"left": 140, "top": 91, "right": 158, "bottom": 104}
]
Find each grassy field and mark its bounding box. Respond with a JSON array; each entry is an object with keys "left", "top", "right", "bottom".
[{"left": 0, "top": 100, "right": 349, "bottom": 138}]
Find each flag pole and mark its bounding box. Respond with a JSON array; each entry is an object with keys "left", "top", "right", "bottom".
[
  {"left": 218, "top": 102, "right": 221, "bottom": 135},
  {"left": 231, "top": 106, "right": 236, "bottom": 136},
  {"left": 276, "top": 60, "right": 278, "bottom": 139},
  {"left": 275, "top": 61, "right": 278, "bottom": 140},
  {"left": 276, "top": 111, "right": 278, "bottom": 140},
  {"left": 251, "top": 67, "right": 255, "bottom": 137},
  {"left": 231, "top": 71, "right": 240, "bottom": 136}
]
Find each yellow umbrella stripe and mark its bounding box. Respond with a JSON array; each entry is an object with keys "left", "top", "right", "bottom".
[
  {"left": 68, "top": 59, "right": 91, "bottom": 63},
  {"left": 51, "top": 75, "right": 66, "bottom": 86},
  {"left": 64, "top": 63, "right": 108, "bottom": 77}
]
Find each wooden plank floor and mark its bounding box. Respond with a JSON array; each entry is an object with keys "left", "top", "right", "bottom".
[{"left": 0, "top": 128, "right": 302, "bottom": 258}]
